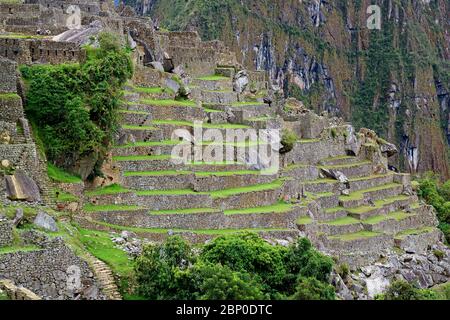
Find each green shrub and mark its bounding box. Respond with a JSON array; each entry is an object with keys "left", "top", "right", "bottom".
[
  {"left": 280, "top": 129, "right": 298, "bottom": 154},
  {"left": 379, "top": 280, "right": 441, "bottom": 300},
  {"left": 292, "top": 277, "right": 336, "bottom": 300},
  {"left": 177, "top": 262, "right": 265, "bottom": 300},
  {"left": 417, "top": 173, "right": 450, "bottom": 243},
  {"left": 134, "top": 234, "right": 335, "bottom": 300},
  {"left": 433, "top": 249, "right": 444, "bottom": 260}
]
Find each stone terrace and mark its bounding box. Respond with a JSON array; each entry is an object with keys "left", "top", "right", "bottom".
[{"left": 81, "top": 62, "right": 441, "bottom": 268}]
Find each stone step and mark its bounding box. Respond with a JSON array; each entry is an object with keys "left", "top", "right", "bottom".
[
  {"left": 318, "top": 216, "right": 364, "bottom": 236},
  {"left": 119, "top": 110, "right": 153, "bottom": 126},
  {"left": 281, "top": 164, "right": 319, "bottom": 181},
  {"left": 321, "top": 231, "right": 395, "bottom": 267},
  {"left": 191, "top": 88, "right": 239, "bottom": 104},
  {"left": 318, "top": 155, "right": 362, "bottom": 166},
  {"left": 339, "top": 183, "right": 404, "bottom": 208},
  {"left": 111, "top": 141, "right": 172, "bottom": 156},
  {"left": 121, "top": 169, "right": 278, "bottom": 192},
  {"left": 215, "top": 66, "right": 235, "bottom": 78},
  {"left": 191, "top": 77, "right": 233, "bottom": 91},
  {"left": 121, "top": 170, "right": 193, "bottom": 190},
  {"left": 87, "top": 190, "right": 214, "bottom": 211},
  {"left": 318, "top": 207, "right": 349, "bottom": 222},
  {"left": 93, "top": 203, "right": 304, "bottom": 229},
  {"left": 203, "top": 102, "right": 273, "bottom": 122},
  {"left": 319, "top": 161, "right": 373, "bottom": 178},
  {"left": 348, "top": 173, "right": 395, "bottom": 192},
  {"left": 123, "top": 102, "right": 206, "bottom": 122},
  {"left": 111, "top": 140, "right": 270, "bottom": 157},
  {"left": 193, "top": 170, "right": 278, "bottom": 192},
  {"left": 306, "top": 192, "right": 340, "bottom": 209},
  {"left": 302, "top": 179, "right": 340, "bottom": 194},
  {"left": 125, "top": 86, "right": 176, "bottom": 100},
  {"left": 347, "top": 195, "right": 416, "bottom": 220},
  {"left": 80, "top": 217, "right": 299, "bottom": 244},
  {"left": 150, "top": 119, "right": 252, "bottom": 141},
  {"left": 114, "top": 156, "right": 251, "bottom": 172},
  {"left": 211, "top": 179, "right": 284, "bottom": 210},
  {"left": 394, "top": 227, "right": 442, "bottom": 254},
  {"left": 242, "top": 117, "right": 282, "bottom": 130},
  {"left": 119, "top": 125, "right": 164, "bottom": 142},
  {"left": 362, "top": 210, "right": 422, "bottom": 234}
]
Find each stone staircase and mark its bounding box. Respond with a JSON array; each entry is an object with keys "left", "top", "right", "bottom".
[
  {"left": 84, "top": 253, "right": 122, "bottom": 300},
  {"left": 81, "top": 64, "right": 441, "bottom": 268}
]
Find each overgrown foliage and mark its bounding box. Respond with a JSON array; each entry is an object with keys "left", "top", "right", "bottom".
[
  {"left": 417, "top": 173, "right": 450, "bottom": 243},
  {"left": 280, "top": 129, "right": 298, "bottom": 154},
  {"left": 21, "top": 32, "right": 133, "bottom": 178},
  {"left": 134, "top": 233, "right": 335, "bottom": 300},
  {"left": 376, "top": 280, "right": 448, "bottom": 300}
]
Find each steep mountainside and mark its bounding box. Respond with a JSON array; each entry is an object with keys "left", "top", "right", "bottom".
[{"left": 126, "top": 0, "right": 450, "bottom": 179}]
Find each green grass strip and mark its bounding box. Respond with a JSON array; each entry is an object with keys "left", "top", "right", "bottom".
[
  {"left": 91, "top": 220, "right": 290, "bottom": 235},
  {"left": 122, "top": 124, "right": 158, "bottom": 130},
  {"left": 152, "top": 119, "right": 250, "bottom": 129},
  {"left": 328, "top": 231, "right": 382, "bottom": 241},
  {"left": 113, "top": 155, "right": 172, "bottom": 161},
  {"left": 321, "top": 216, "right": 360, "bottom": 226},
  {"left": 140, "top": 98, "right": 196, "bottom": 107},
  {"left": 0, "top": 245, "right": 40, "bottom": 255},
  {"left": 85, "top": 184, "right": 131, "bottom": 196},
  {"left": 297, "top": 216, "right": 313, "bottom": 225},
  {"left": 209, "top": 179, "right": 284, "bottom": 199},
  {"left": 224, "top": 202, "right": 295, "bottom": 215},
  {"left": 136, "top": 189, "right": 198, "bottom": 196},
  {"left": 149, "top": 208, "right": 221, "bottom": 215},
  {"left": 113, "top": 140, "right": 181, "bottom": 148},
  {"left": 123, "top": 170, "right": 191, "bottom": 177},
  {"left": 339, "top": 183, "right": 401, "bottom": 201},
  {"left": 196, "top": 75, "right": 230, "bottom": 81},
  {"left": 395, "top": 226, "right": 435, "bottom": 239},
  {"left": 363, "top": 211, "right": 412, "bottom": 224},
  {"left": 84, "top": 204, "right": 142, "bottom": 212},
  {"left": 47, "top": 163, "right": 82, "bottom": 183}
]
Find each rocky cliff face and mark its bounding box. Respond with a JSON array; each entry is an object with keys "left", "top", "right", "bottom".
[{"left": 125, "top": 0, "right": 450, "bottom": 179}]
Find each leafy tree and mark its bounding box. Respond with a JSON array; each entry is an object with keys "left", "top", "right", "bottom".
[
  {"left": 134, "top": 236, "right": 192, "bottom": 300},
  {"left": 134, "top": 234, "right": 336, "bottom": 300},
  {"left": 178, "top": 262, "right": 265, "bottom": 300},
  {"left": 21, "top": 31, "right": 133, "bottom": 177},
  {"left": 284, "top": 238, "right": 333, "bottom": 282},
  {"left": 199, "top": 232, "right": 288, "bottom": 294},
  {"left": 292, "top": 277, "right": 336, "bottom": 300},
  {"left": 378, "top": 280, "right": 441, "bottom": 300}
]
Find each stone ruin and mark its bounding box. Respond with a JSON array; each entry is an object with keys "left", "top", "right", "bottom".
[{"left": 0, "top": 0, "right": 448, "bottom": 300}]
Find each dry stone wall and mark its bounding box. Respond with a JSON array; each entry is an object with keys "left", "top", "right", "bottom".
[{"left": 0, "top": 234, "right": 105, "bottom": 300}]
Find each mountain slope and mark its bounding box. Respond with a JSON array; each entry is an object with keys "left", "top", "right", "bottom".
[{"left": 125, "top": 0, "right": 450, "bottom": 179}]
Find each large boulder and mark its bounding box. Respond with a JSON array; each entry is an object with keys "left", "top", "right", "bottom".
[
  {"left": 378, "top": 139, "right": 398, "bottom": 158},
  {"left": 233, "top": 70, "right": 249, "bottom": 94},
  {"left": 150, "top": 61, "right": 165, "bottom": 72},
  {"left": 321, "top": 168, "right": 349, "bottom": 184},
  {"left": 5, "top": 170, "right": 41, "bottom": 202},
  {"left": 162, "top": 52, "right": 174, "bottom": 73},
  {"left": 33, "top": 211, "right": 58, "bottom": 232}
]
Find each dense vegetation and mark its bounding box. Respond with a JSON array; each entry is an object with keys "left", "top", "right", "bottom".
[
  {"left": 376, "top": 280, "right": 450, "bottom": 300},
  {"left": 134, "top": 233, "right": 335, "bottom": 300},
  {"left": 21, "top": 32, "right": 133, "bottom": 178},
  {"left": 417, "top": 173, "right": 450, "bottom": 243}
]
